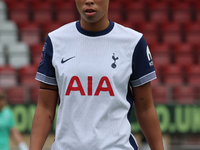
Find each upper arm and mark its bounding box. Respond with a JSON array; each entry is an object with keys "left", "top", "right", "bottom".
[
  {"left": 132, "top": 82, "right": 154, "bottom": 114},
  {"left": 37, "top": 82, "right": 59, "bottom": 113}
]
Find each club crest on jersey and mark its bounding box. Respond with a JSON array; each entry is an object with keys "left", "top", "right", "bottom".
[
  {"left": 146, "top": 46, "right": 154, "bottom": 67},
  {"left": 111, "top": 53, "right": 119, "bottom": 68},
  {"left": 65, "top": 76, "right": 114, "bottom": 96}
]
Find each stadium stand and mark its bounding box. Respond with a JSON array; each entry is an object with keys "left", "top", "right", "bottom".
[
  {"left": 18, "top": 22, "right": 41, "bottom": 46},
  {"left": 0, "top": 20, "right": 18, "bottom": 44},
  {"left": 31, "top": 1, "right": 54, "bottom": 24},
  {"left": 6, "top": 1, "right": 30, "bottom": 25},
  {"left": 18, "top": 64, "right": 39, "bottom": 87},
  {"left": 152, "top": 85, "right": 171, "bottom": 104},
  {"left": 6, "top": 86, "right": 28, "bottom": 104},
  {"left": 172, "top": 85, "right": 196, "bottom": 104},
  {"left": 108, "top": 1, "right": 123, "bottom": 23},
  {"left": 0, "top": 65, "right": 18, "bottom": 88},
  {"left": 172, "top": 43, "right": 195, "bottom": 67},
  {"left": 197, "top": 44, "right": 200, "bottom": 64},
  {"left": 30, "top": 43, "right": 43, "bottom": 65},
  {"left": 150, "top": 43, "right": 172, "bottom": 67},
  {"left": 148, "top": 1, "right": 170, "bottom": 23},
  {"left": 0, "top": 0, "right": 7, "bottom": 20},
  {"left": 7, "top": 42, "right": 30, "bottom": 69},
  {"left": 160, "top": 22, "right": 184, "bottom": 44},
  {"left": 185, "top": 64, "right": 200, "bottom": 86},
  {"left": 184, "top": 22, "right": 200, "bottom": 44},
  {"left": 125, "top": 1, "right": 147, "bottom": 23},
  {"left": 42, "top": 21, "right": 63, "bottom": 41},
  {"left": 162, "top": 64, "right": 185, "bottom": 86},
  {"left": 54, "top": 1, "right": 77, "bottom": 24},
  {"left": 171, "top": 1, "right": 193, "bottom": 23},
  {"left": 0, "top": 44, "right": 6, "bottom": 66},
  {"left": 0, "top": 0, "right": 199, "bottom": 106},
  {"left": 137, "top": 21, "right": 160, "bottom": 44}
]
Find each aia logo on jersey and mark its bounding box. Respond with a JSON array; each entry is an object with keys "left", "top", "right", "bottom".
[
  {"left": 146, "top": 46, "right": 154, "bottom": 67},
  {"left": 65, "top": 76, "right": 114, "bottom": 96}
]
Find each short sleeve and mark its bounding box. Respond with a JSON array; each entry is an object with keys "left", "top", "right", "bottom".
[
  {"left": 130, "top": 36, "right": 156, "bottom": 87},
  {"left": 35, "top": 36, "right": 57, "bottom": 85}
]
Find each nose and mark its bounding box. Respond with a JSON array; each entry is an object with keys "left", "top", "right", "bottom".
[{"left": 85, "top": 0, "right": 94, "bottom": 5}]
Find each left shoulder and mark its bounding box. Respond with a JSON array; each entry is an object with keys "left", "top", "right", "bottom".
[{"left": 113, "top": 22, "right": 143, "bottom": 39}]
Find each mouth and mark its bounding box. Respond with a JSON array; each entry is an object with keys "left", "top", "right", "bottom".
[{"left": 84, "top": 9, "right": 96, "bottom": 17}]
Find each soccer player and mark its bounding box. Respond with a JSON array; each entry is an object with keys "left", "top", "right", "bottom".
[
  {"left": 30, "top": 0, "right": 164, "bottom": 150},
  {"left": 0, "top": 90, "right": 28, "bottom": 150}
]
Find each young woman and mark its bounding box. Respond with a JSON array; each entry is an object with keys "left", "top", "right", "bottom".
[{"left": 30, "top": 0, "right": 164, "bottom": 150}]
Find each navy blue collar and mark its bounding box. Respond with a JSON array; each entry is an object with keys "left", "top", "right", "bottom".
[{"left": 76, "top": 20, "right": 114, "bottom": 37}]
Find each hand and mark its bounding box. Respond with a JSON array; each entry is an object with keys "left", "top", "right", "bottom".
[{"left": 18, "top": 142, "right": 29, "bottom": 150}]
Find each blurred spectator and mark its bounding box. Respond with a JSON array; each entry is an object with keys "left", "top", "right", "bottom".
[{"left": 0, "top": 89, "right": 28, "bottom": 150}]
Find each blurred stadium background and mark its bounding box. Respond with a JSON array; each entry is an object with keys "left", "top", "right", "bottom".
[{"left": 0, "top": 0, "right": 200, "bottom": 149}]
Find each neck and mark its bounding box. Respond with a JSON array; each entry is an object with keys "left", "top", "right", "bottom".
[{"left": 80, "top": 16, "right": 110, "bottom": 32}]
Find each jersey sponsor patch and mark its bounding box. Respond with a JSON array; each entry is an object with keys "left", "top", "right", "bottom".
[
  {"left": 65, "top": 76, "right": 114, "bottom": 96},
  {"left": 146, "top": 46, "right": 154, "bottom": 67},
  {"left": 39, "top": 43, "right": 46, "bottom": 66}
]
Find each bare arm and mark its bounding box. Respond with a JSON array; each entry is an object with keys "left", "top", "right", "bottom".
[
  {"left": 30, "top": 82, "right": 58, "bottom": 150},
  {"left": 10, "top": 128, "right": 28, "bottom": 150},
  {"left": 132, "top": 82, "right": 164, "bottom": 150},
  {"left": 10, "top": 128, "right": 24, "bottom": 144}
]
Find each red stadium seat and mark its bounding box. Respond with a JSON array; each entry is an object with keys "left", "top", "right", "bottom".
[
  {"left": 143, "top": 32, "right": 159, "bottom": 45},
  {"left": 149, "top": 1, "right": 170, "bottom": 23},
  {"left": 0, "top": 66, "right": 17, "bottom": 88},
  {"left": 108, "top": 1, "right": 123, "bottom": 23},
  {"left": 42, "top": 21, "right": 63, "bottom": 41},
  {"left": 125, "top": 1, "right": 147, "bottom": 23},
  {"left": 30, "top": 43, "right": 43, "bottom": 65},
  {"left": 120, "top": 20, "right": 135, "bottom": 29},
  {"left": 18, "top": 22, "right": 41, "bottom": 46},
  {"left": 196, "top": 86, "right": 200, "bottom": 100},
  {"left": 197, "top": 45, "right": 200, "bottom": 64},
  {"left": 184, "top": 22, "right": 200, "bottom": 44},
  {"left": 193, "top": 1, "right": 200, "bottom": 22},
  {"left": 18, "top": 65, "right": 39, "bottom": 87},
  {"left": 6, "top": 86, "right": 28, "bottom": 104},
  {"left": 137, "top": 22, "right": 160, "bottom": 44},
  {"left": 55, "top": 1, "right": 77, "bottom": 24},
  {"left": 173, "top": 43, "right": 195, "bottom": 66},
  {"left": 7, "top": 1, "right": 30, "bottom": 24},
  {"left": 172, "top": 85, "right": 196, "bottom": 104},
  {"left": 150, "top": 43, "right": 172, "bottom": 67},
  {"left": 31, "top": 1, "right": 53, "bottom": 24},
  {"left": 161, "top": 22, "right": 183, "bottom": 44},
  {"left": 163, "top": 64, "right": 184, "bottom": 86},
  {"left": 152, "top": 85, "right": 171, "bottom": 104},
  {"left": 185, "top": 64, "right": 200, "bottom": 85},
  {"left": 171, "top": 1, "right": 192, "bottom": 23}
]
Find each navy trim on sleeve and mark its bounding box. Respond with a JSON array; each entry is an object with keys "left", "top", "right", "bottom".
[
  {"left": 130, "top": 36, "right": 156, "bottom": 87},
  {"left": 35, "top": 36, "right": 57, "bottom": 85}
]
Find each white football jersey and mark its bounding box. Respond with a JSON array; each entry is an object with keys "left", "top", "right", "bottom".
[{"left": 36, "top": 20, "right": 156, "bottom": 150}]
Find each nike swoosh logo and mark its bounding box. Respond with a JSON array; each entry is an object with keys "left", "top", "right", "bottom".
[{"left": 61, "top": 56, "right": 75, "bottom": 64}]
